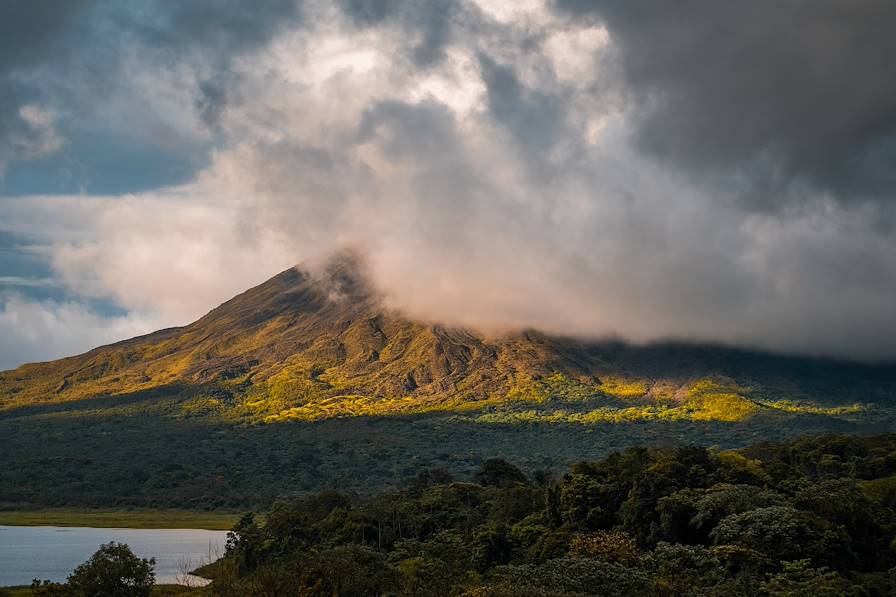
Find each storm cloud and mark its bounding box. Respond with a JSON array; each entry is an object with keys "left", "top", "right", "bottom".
[
  {"left": 555, "top": 0, "right": 896, "bottom": 201},
  {"left": 0, "top": 0, "right": 895, "bottom": 368}
]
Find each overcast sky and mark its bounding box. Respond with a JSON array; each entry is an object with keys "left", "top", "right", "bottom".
[{"left": 1, "top": 0, "right": 895, "bottom": 368}]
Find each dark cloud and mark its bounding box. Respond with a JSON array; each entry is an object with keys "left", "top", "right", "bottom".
[
  {"left": 336, "top": 0, "right": 464, "bottom": 67},
  {"left": 121, "top": 0, "right": 302, "bottom": 63},
  {"left": 196, "top": 79, "right": 229, "bottom": 129},
  {"left": 356, "top": 99, "right": 486, "bottom": 209},
  {"left": 478, "top": 53, "right": 570, "bottom": 180},
  {"left": 0, "top": 0, "right": 303, "bottom": 184},
  {"left": 337, "top": 0, "right": 400, "bottom": 26},
  {"left": 0, "top": 1, "right": 93, "bottom": 168},
  {"left": 0, "top": 1, "right": 94, "bottom": 72},
  {"left": 554, "top": 0, "right": 896, "bottom": 201}
]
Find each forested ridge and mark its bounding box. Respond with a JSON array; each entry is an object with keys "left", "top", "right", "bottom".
[{"left": 190, "top": 433, "right": 896, "bottom": 596}]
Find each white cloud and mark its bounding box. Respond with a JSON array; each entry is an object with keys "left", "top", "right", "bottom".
[{"left": 0, "top": 294, "right": 159, "bottom": 370}]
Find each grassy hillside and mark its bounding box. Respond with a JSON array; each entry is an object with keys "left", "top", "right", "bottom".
[
  {"left": 2, "top": 252, "right": 893, "bottom": 425},
  {"left": 1, "top": 252, "right": 894, "bottom": 509}
]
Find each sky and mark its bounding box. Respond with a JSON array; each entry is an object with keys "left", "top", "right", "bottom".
[{"left": 1, "top": 0, "right": 895, "bottom": 369}]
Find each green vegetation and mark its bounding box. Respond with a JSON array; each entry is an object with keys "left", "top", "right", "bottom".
[
  {"left": 0, "top": 256, "right": 893, "bottom": 520},
  {"left": 2, "top": 390, "right": 891, "bottom": 510},
  {"left": 14, "top": 434, "right": 896, "bottom": 596},
  {"left": 0, "top": 509, "right": 239, "bottom": 530},
  {"left": 28, "top": 542, "right": 155, "bottom": 596},
  {"left": 2, "top": 258, "right": 893, "bottom": 429},
  {"left": 456, "top": 376, "right": 868, "bottom": 427},
  {"left": 4, "top": 546, "right": 203, "bottom": 596},
  {"left": 196, "top": 434, "right": 896, "bottom": 596}
]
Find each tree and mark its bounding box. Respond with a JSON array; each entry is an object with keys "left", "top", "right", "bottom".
[
  {"left": 300, "top": 545, "right": 400, "bottom": 596},
  {"left": 760, "top": 559, "right": 851, "bottom": 597},
  {"left": 474, "top": 459, "right": 529, "bottom": 488},
  {"left": 558, "top": 474, "right": 610, "bottom": 529},
  {"left": 709, "top": 506, "right": 847, "bottom": 565},
  {"left": 471, "top": 523, "right": 513, "bottom": 572},
  {"left": 66, "top": 542, "right": 155, "bottom": 597},
  {"left": 226, "top": 512, "right": 264, "bottom": 573},
  {"left": 657, "top": 483, "right": 786, "bottom": 544}
]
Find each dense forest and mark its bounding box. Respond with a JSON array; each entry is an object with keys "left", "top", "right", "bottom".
[{"left": 185, "top": 433, "right": 896, "bottom": 595}]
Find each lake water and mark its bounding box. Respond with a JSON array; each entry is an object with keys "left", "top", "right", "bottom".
[{"left": 0, "top": 525, "right": 228, "bottom": 587}]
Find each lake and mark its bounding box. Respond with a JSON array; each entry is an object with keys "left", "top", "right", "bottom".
[{"left": 0, "top": 525, "right": 228, "bottom": 587}]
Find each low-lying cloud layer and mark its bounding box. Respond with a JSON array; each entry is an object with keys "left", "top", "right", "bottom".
[{"left": 1, "top": 0, "right": 895, "bottom": 368}]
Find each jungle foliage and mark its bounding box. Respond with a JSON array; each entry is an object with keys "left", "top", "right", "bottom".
[{"left": 195, "top": 434, "right": 896, "bottom": 596}]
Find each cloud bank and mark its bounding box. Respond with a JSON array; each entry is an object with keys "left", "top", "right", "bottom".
[{"left": 1, "top": 0, "right": 895, "bottom": 368}]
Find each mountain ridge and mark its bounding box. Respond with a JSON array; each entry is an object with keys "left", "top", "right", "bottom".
[{"left": 2, "top": 253, "right": 895, "bottom": 423}]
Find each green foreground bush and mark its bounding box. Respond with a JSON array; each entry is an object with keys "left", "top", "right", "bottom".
[{"left": 31, "top": 542, "right": 155, "bottom": 597}]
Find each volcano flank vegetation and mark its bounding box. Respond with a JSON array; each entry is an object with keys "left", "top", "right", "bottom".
[{"left": 2, "top": 253, "right": 895, "bottom": 510}]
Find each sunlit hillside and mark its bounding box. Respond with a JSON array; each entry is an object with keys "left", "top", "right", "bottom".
[
  {"left": 2, "top": 253, "right": 895, "bottom": 510},
  {"left": 2, "top": 252, "right": 893, "bottom": 427}
]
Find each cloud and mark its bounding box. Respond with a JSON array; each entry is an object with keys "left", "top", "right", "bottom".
[
  {"left": 0, "top": 0, "right": 304, "bottom": 191},
  {"left": 0, "top": 1, "right": 88, "bottom": 173},
  {"left": 0, "top": 276, "right": 57, "bottom": 288},
  {"left": 0, "top": 294, "right": 159, "bottom": 370},
  {"left": 0, "top": 0, "right": 895, "bottom": 365},
  {"left": 553, "top": 0, "right": 896, "bottom": 201}
]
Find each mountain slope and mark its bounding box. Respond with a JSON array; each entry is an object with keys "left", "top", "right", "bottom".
[
  {"left": 2, "top": 252, "right": 895, "bottom": 424},
  {"left": 0, "top": 254, "right": 594, "bottom": 411},
  {"left": 3, "top": 253, "right": 896, "bottom": 509}
]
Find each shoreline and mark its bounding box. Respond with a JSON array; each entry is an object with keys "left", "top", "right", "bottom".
[{"left": 0, "top": 508, "right": 240, "bottom": 531}]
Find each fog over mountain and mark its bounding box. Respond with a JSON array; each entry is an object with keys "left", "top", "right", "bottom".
[{"left": 1, "top": 0, "right": 895, "bottom": 368}]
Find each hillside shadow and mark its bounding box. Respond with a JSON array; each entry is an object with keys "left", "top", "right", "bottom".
[{"left": 0, "top": 382, "right": 203, "bottom": 420}]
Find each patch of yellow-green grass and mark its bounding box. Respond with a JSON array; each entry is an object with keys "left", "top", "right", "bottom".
[
  {"left": 265, "top": 392, "right": 505, "bottom": 422},
  {"left": 473, "top": 405, "right": 691, "bottom": 425},
  {"left": 506, "top": 381, "right": 549, "bottom": 404},
  {"left": 686, "top": 378, "right": 758, "bottom": 422},
  {"left": 766, "top": 400, "right": 865, "bottom": 416},
  {"left": 0, "top": 509, "right": 240, "bottom": 530},
  {"left": 688, "top": 378, "right": 745, "bottom": 395},
  {"left": 506, "top": 373, "right": 613, "bottom": 404},
  {"left": 539, "top": 373, "right": 600, "bottom": 402},
  {"left": 689, "top": 392, "right": 758, "bottom": 422},
  {"left": 597, "top": 376, "right": 649, "bottom": 399},
  {"left": 466, "top": 375, "right": 866, "bottom": 427}
]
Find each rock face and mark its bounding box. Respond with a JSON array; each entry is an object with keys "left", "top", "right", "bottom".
[{"left": 2, "top": 252, "right": 895, "bottom": 420}]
